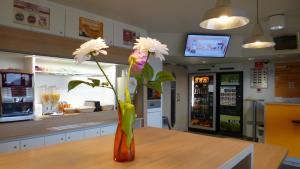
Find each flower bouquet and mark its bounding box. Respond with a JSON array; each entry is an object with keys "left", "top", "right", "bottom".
[{"left": 68, "top": 37, "right": 175, "bottom": 162}]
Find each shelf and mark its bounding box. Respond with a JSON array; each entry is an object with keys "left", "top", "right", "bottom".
[{"left": 35, "top": 71, "right": 105, "bottom": 77}]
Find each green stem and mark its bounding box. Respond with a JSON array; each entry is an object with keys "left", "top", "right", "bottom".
[{"left": 92, "top": 55, "right": 120, "bottom": 106}]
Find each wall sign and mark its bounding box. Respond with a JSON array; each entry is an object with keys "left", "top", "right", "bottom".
[
  {"left": 13, "top": 0, "right": 50, "bottom": 30},
  {"left": 123, "top": 29, "right": 139, "bottom": 46},
  {"left": 250, "top": 68, "right": 268, "bottom": 89},
  {"left": 79, "top": 17, "right": 103, "bottom": 39}
]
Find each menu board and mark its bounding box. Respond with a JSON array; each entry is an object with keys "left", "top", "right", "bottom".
[
  {"left": 79, "top": 17, "right": 103, "bottom": 39},
  {"left": 275, "top": 62, "right": 300, "bottom": 97},
  {"left": 13, "top": 0, "right": 50, "bottom": 29}
]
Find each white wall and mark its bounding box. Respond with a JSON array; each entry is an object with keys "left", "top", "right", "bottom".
[
  {"left": 0, "top": 52, "right": 26, "bottom": 70},
  {"left": 163, "top": 65, "right": 189, "bottom": 131},
  {"left": 34, "top": 57, "right": 116, "bottom": 107}
]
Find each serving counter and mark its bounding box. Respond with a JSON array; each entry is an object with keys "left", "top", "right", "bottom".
[{"left": 265, "top": 103, "right": 300, "bottom": 158}]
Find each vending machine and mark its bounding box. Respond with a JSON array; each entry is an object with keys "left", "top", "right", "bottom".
[
  {"left": 188, "top": 74, "right": 216, "bottom": 131},
  {"left": 216, "top": 72, "right": 243, "bottom": 137}
]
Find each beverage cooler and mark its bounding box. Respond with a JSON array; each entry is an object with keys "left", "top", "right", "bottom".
[
  {"left": 188, "top": 72, "right": 243, "bottom": 137},
  {"left": 188, "top": 74, "right": 216, "bottom": 131},
  {"left": 216, "top": 72, "right": 243, "bottom": 137}
]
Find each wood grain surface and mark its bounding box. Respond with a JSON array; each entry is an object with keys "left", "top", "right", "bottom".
[
  {"left": 0, "top": 128, "right": 254, "bottom": 169},
  {"left": 0, "top": 25, "right": 131, "bottom": 64}
]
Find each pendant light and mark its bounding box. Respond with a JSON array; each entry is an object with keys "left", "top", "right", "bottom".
[
  {"left": 200, "top": 0, "right": 249, "bottom": 30},
  {"left": 242, "top": 0, "right": 275, "bottom": 48}
]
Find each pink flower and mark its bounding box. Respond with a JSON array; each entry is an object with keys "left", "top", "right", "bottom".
[{"left": 129, "top": 50, "right": 147, "bottom": 73}]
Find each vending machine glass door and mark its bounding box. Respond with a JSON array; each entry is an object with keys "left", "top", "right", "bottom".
[{"left": 189, "top": 74, "right": 216, "bottom": 131}]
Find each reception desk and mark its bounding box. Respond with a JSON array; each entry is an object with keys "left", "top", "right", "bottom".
[{"left": 265, "top": 103, "right": 300, "bottom": 158}]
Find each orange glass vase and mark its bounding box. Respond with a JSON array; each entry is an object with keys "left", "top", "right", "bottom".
[{"left": 113, "top": 106, "right": 135, "bottom": 162}]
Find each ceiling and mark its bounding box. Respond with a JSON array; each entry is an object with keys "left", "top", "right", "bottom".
[{"left": 50, "top": 0, "right": 300, "bottom": 65}]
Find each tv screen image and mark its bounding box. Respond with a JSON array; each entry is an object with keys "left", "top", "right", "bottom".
[{"left": 184, "top": 34, "right": 230, "bottom": 57}]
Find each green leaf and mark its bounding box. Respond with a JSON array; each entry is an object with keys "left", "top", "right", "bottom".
[
  {"left": 155, "top": 71, "right": 175, "bottom": 82},
  {"left": 134, "top": 74, "right": 143, "bottom": 88},
  {"left": 119, "top": 101, "right": 136, "bottom": 148},
  {"left": 68, "top": 80, "right": 93, "bottom": 91},
  {"left": 147, "top": 81, "right": 162, "bottom": 93},
  {"left": 88, "top": 78, "right": 100, "bottom": 87},
  {"left": 142, "top": 63, "right": 154, "bottom": 81}
]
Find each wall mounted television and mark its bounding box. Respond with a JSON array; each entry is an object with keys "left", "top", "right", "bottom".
[{"left": 184, "top": 34, "right": 231, "bottom": 58}]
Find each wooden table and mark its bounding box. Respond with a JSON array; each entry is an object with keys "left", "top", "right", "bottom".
[
  {"left": 0, "top": 128, "right": 253, "bottom": 169},
  {"left": 253, "top": 143, "right": 287, "bottom": 169}
]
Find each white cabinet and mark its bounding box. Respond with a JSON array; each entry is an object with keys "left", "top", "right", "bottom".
[
  {"left": 101, "top": 124, "right": 117, "bottom": 136},
  {"left": 135, "top": 119, "right": 142, "bottom": 129},
  {"left": 84, "top": 128, "right": 101, "bottom": 138},
  {"left": 148, "top": 108, "right": 162, "bottom": 128},
  {"left": 0, "top": 0, "right": 31, "bottom": 30},
  {"left": 66, "top": 130, "right": 84, "bottom": 142},
  {"left": 45, "top": 134, "right": 66, "bottom": 146},
  {"left": 0, "top": 141, "right": 20, "bottom": 153},
  {"left": 65, "top": 7, "right": 114, "bottom": 45},
  {"left": 29, "top": 0, "right": 65, "bottom": 36},
  {"left": 113, "top": 22, "right": 147, "bottom": 49},
  {"left": 20, "top": 137, "right": 45, "bottom": 150},
  {"left": 0, "top": 0, "right": 65, "bottom": 36},
  {"left": 0, "top": 122, "right": 119, "bottom": 153}
]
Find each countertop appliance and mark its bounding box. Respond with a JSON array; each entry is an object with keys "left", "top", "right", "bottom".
[
  {"left": 84, "top": 101, "right": 102, "bottom": 112},
  {"left": 0, "top": 71, "right": 34, "bottom": 122}
]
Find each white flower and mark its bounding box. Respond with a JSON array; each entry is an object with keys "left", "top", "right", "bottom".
[
  {"left": 133, "top": 37, "right": 169, "bottom": 61},
  {"left": 73, "top": 37, "right": 109, "bottom": 63}
]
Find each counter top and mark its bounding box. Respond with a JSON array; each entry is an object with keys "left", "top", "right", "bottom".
[
  {"left": 0, "top": 110, "right": 118, "bottom": 142},
  {"left": 265, "top": 102, "right": 300, "bottom": 106},
  {"left": 0, "top": 128, "right": 254, "bottom": 169}
]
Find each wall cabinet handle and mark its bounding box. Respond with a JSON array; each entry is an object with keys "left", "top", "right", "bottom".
[{"left": 292, "top": 120, "right": 300, "bottom": 124}]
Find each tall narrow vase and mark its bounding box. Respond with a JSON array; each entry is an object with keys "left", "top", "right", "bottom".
[{"left": 113, "top": 106, "right": 135, "bottom": 162}]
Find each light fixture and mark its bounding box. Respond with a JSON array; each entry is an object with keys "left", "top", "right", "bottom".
[
  {"left": 200, "top": 0, "right": 249, "bottom": 30},
  {"left": 242, "top": 0, "right": 275, "bottom": 48},
  {"left": 269, "top": 14, "right": 285, "bottom": 30}
]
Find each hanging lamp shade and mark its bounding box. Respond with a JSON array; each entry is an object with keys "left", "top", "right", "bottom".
[
  {"left": 242, "top": 24, "right": 275, "bottom": 48},
  {"left": 242, "top": 0, "right": 275, "bottom": 49},
  {"left": 200, "top": 0, "right": 249, "bottom": 30}
]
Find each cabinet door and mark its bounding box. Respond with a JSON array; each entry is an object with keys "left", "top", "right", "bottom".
[
  {"left": 101, "top": 124, "right": 117, "bottom": 136},
  {"left": 0, "top": 141, "right": 20, "bottom": 153},
  {"left": 45, "top": 134, "right": 66, "bottom": 146},
  {"left": 66, "top": 130, "right": 84, "bottom": 142},
  {"left": 148, "top": 111, "right": 162, "bottom": 128},
  {"left": 65, "top": 7, "right": 114, "bottom": 45},
  {"left": 84, "top": 128, "right": 101, "bottom": 139},
  {"left": 135, "top": 119, "right": 142, "bottom": 129},
  {"left": 113, "top": 22, "right": 147, "bottom": 49},
  {"left": 20, "top": 137, "right": 45, "bottom": 150},
  {"left": 29, "top": 0, "right": 65, "bottom": 36},
  {"left": 0, "top": 0, "right": 31, "bottom": 30}
]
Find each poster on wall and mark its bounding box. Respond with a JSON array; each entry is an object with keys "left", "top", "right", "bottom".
[
  {"left": 220, "top": 114, "right": 241, "bottom": 133},
  {"left": 79, "top": 17, "right": 103, "bottom": 39},
  {"left": 13, "top": 0, "right": 50, "bottom": 29},
  {"left": 123, "top": 29, "right": 139, "bottom": 46}
]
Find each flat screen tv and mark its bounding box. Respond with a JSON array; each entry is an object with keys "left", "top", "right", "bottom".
[{"left": 184, "top": 34, "right": 231, "bottom": 57}]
